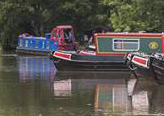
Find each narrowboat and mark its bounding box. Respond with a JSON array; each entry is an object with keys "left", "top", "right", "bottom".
[
  {"left": 125, "top": 52, "right": 153, "bottom": 76},
  {"left": 125, "top": 52, "right": 164, "bottom": 84},
  {"left": 150, "top": 53, "right": 164, "bottom": 84},
  {"left": 50, "top": 50, "right": 127, "bottom": 71},
  {"left": 16, "top": 33, "right": 58, "bottom": 55},
  {"left": 16, "top": 25, "right": 77, "bottom": 55},
  {"left": 50, "top": 32, "right": 164, "bottom": 71}
]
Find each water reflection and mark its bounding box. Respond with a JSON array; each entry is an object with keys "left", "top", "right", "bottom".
[
  {"left": 18, "top": 56, "right": 56, "bottom": 82},
  {"left": 94, "top": 84, "right": 130, "bottom": 113},
  {"left": 53, "top": 71, "right": 130, "bottom": 116},
  {"left": 54, "top": 79, "right": 72, "bottom": 97},
  {"left": 128, "top": 76, "right": 164, "bottom": 115},
  {"left": 0, "top": 55, "right": 164, "bottom": 116},
  {"left": 54, "top": 71, "right": 164, "bottom": 115}
]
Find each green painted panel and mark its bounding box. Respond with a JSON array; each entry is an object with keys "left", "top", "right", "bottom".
[
  {"left": 97, "top": 37, "right": 113, "bottom": 52},
  {"left": 140, "top": 38, "right": 162, "bottom": 53},
  {"left": 97, "top": 37, "right": 163, "bottom": 53}
]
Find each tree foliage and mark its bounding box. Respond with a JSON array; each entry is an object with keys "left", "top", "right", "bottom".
[
  {"left": 0, "top": 0, "right": 110, "bottom": 49},
  {"left": 1, "top": 0, "right": 164, "bottom": 50},
  {"left": 104, "top": 0, "right": 164, "bottom": 32}
]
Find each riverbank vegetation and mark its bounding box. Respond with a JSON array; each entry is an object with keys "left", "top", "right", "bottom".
[{"left": 1, "top": 0, "right": 164, "bottom": 50}]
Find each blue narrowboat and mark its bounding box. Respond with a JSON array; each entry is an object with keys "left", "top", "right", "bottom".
[
  {"left": 16, "top": 25, "right": 77, "bottom": 55},
  {"left": 16, "top": 33, "right": 58, "bottom": 55}
]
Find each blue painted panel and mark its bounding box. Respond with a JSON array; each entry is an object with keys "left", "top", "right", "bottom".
[
  {"left": 31, "top": 39, "right": 35, "bottom": 49},
  {"left": 18, "top": 37, "right": 25, "bottom": 47},
  {"left": 49, "top": 41, "right": 58, "bottom": 50},
  {"left": 45, "top": 33, "right": 51, "bottom": 40},
  {"left": 17, "top": 35, "right": 58, "bottom": 52}
]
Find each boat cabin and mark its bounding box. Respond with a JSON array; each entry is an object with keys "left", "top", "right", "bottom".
[
  {"left": 17, "top": 25, "right": 77, "bottom": 54},
  {"left": 50, "top": 25, "right": 76, "bottom": 51},
  {"left": 17, "top": 33, "right": 58, "bottom": 54},
  {"left": 94, "top": 33, "right": 164, "bottom": 55}
]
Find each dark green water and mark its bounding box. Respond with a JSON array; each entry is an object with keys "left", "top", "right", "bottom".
[{"left": 0, "top": 53, "right": 164, "bottom": 116}]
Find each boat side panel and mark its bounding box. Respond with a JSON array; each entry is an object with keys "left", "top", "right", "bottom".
[
  {"left": 95, "top": 35, "right": 163, "bottom": 55},
  {"left": 140, "top": 38, "right": 162, "bottom": 53},
  {"left": 71, "top": 54, "right": 125, "bottom": 62},
  {"left": 17, "top": 37, "right": 58, "bottom": 54},
  {"left": 53, "top": 57, "right": 128, "bottom": 71}
]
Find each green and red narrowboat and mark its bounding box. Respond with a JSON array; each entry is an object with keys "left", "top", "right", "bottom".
[
  {"left": 50, "top": 32, "right": 164, "bottom": 71},
  {"left": 151, "top": 53, "right": 164, "bottom": 84},
  {"left": 125, "top": 52, "right": 164, "bottom": 84}
]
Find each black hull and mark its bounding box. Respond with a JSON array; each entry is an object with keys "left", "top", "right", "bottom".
[
  {"left": 52, "top": 57, "right": 128, "bottom": 71},
  {"left": 151, "top": 57, "right": 164, "bottom": 84},
  {"left": 129, "top": 64, "right": 154, "bottom": 78},
  {"left": 16, "top": 48, "right": 50, "bottom": 55},
  {"left": 125, "top": 52, "right": 164, "bottom": 84}
]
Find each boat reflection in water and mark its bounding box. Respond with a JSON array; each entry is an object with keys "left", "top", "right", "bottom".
[
  {"left": 94, "top": 84, "right": 130, "bottom": 114},
  {"left": 17, "top": 56, "right": 164, "bottom": 115},
  {"left": 18, "top": 56, "right": 56, "bottom": 82},
  {"left": 54, "top": 79, "right": 72, "bottom": 97},
  {"left": 54, "top": 71, "right": 164, "bottom": 115},
  {"left": 53, "top": 71, "right": 131, "bottom": 115},
  {"left": 53, "top": 71, "right": 130, "bottom": 98}
]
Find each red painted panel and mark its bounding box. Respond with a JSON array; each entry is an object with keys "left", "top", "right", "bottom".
[
  {"left": 133, "top": 57, "right": 147, "bottom": 65},
  {"left": 162, "top": 36, "right": 164, "bottom": 53},
  {"left": 54, "top": 52, "right": 71, "bottom": 60}
]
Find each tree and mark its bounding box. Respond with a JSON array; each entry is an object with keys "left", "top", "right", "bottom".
[
  {"left": 0, "top": 1, "right": 32, "bottom": 49},
  {"left": 104, "top": 0, "right": 164, "bottom": 32},
  {"left": 0, "top": 0, "right": 111, "bottom": 50}
]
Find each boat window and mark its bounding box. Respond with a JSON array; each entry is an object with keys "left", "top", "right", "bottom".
[
  {"left": 113, "top": 39, "right": 140, "bottom": 51},
  {"left": 46, "top": 41, "right": 50, "bottom": 49},
  {"left": 42, "top": 41, "right": 45, "bottom": 49},
  {"left": 19, "top": 39, "right": 23, "bottom": 47},
  {"left": 52, "top": 30, "right": 57, "bottom": 38},
  {"left": 58, "top": 31, "right": 61, "bottom": 38},
  {"left": 35, "top": 40, "right": 39, "bottom": 49},
  {"left": 63, "top": 28, "right": 73, "bottom": 43},
  {"left": 25, "top": 40, "right": 28, "bottom": 47}
]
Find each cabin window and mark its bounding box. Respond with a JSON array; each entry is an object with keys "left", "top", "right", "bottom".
[
  {"left": 113, "top": 39, "right": 139, "bottom": 51},
  {"left": 46, "top": 41, "right": 50, "bottom": 49},
  {"left": 35, "top": 40, "right": 39, "bottom": 49},
  {"left": 19, "top": 39, "right": 23, "bottom": 47},
  {"left": 25, "top": 40, "right": 28, "bottom": 47},
  {"left": 42, "top": 41, "right": 45, "bottom": 49},
  {"left": 63, "top": 29, "right": 72, "bottom": 39},
  {"left": 52, "top": 30, "right": 57, "bottom": 38}
]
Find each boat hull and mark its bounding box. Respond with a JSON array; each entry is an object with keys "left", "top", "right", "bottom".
[
  {"left": 151, "top": 56, "right": 164, "bottom": 84},
  {"left": 16, "top": 47, "right": 50, "bottom": 55},
  {"left": 125, "top": 52, "right": 164, "bottom": 84},
  {"left": 51, "top": 51, "right": 128, "bottom": 71}
]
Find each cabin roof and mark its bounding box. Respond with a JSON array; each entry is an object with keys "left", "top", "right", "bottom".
[
  {"left": 56, "top": 25, "right": 73, "bottom": 29},
  {"left": 95, "top": 32, "right": 164, "bottom": 38}
]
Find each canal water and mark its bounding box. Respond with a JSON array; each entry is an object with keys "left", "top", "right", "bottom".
[{"left": 0, "top": 53, "right": 164, "bottom": 116}]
